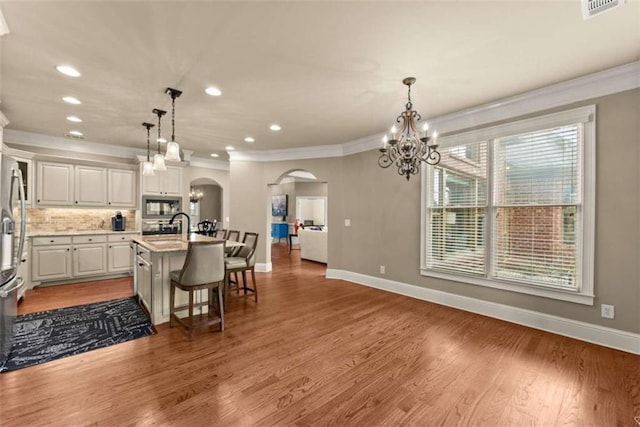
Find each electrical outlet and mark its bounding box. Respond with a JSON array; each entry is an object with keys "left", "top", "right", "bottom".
[
  {"left": 601, "top": 304, "right": 615, "bottom": 319},
  {"left": 379, "top": 265, "right": 385, "bottom": 274},
  {"left": 344, "top": 219, "right": 351, "bottom": 227}
]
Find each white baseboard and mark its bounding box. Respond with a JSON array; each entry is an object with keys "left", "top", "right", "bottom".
[
  {"left": 256, "top": 262, "right": 272, "bottom": 273},
  {"left": 326, "top": 269, "right": 640, "bottom": 355}
]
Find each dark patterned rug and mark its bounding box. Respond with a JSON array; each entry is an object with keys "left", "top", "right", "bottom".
[{"left": 0, "top": 297, "right": 155, "bottom": 372}]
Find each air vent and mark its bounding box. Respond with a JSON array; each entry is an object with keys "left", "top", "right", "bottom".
[
  {"left": 582, "top": 0, "right": 625, "bottom": 19},
  {"left": 65, "top": 133, "right": 85, "bottom": 140}
]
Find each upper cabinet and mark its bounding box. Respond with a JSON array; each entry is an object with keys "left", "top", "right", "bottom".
[
  {"left": 75, "top": 166, "right": 107, "bottom": 206},
  {"left": 36, "top": 161, "right": 137, "bottom": 208},
  {"left": 108, "top": 169, "right": 137, "bottom": 207},
  {"left": 141, "top": 165, "right": 182, "bottom": 196},
  {"left": 36, "top": 162, "right": 74, "bottom": 206}
]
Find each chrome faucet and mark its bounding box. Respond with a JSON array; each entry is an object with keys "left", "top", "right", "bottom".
[{"left": 169, "top": 212, "right": 191, "bottom": 236}]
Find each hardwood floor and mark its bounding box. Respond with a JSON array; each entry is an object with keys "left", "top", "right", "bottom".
[{"left": 1, "top": 243, "right": 638, "bottom": 426}]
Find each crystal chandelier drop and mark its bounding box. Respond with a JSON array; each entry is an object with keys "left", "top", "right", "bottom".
[
  {"left": 152, "top": 108, "right": 167, "bottom": 171},
  {"left": 141, "top": 122, "right": 155, "bottom": 176},
  {"left": 378, "top": 77, "right": 440, "bottom": 181},
  {"left": 164, "top": 87, "right": 182, "bottom": 162}
]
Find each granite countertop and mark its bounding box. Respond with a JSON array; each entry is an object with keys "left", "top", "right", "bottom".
[
  {"left": 29, "top": 230, "right": 141, "bottom": 237},
  {"left": 133, "top": 234, "right": 242, "bottom": 253}
]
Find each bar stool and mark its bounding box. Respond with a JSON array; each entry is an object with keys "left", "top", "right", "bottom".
[{"left": 169, "top": 240, "right": 226, "bottom": 340}]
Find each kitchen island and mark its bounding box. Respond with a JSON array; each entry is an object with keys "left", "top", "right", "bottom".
[{"left": 131, "top": 234, "right": 242, "bottom": 325}]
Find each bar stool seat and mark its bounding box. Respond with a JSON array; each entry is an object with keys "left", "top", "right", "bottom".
[{"left": 170, "top": 240, "right": 226, "bottom": 340}]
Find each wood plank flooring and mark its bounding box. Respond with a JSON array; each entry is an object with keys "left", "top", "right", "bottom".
[{"left": 1, "top": 243, "right": 638, "bottom": 426}]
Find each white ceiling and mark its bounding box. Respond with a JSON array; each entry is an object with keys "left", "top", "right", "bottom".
[{"left": 1, "top": 1, "right": 638, "bottom": 161}]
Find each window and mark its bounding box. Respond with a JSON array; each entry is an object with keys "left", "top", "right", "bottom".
[{"left": 421, "top": 106, "right": 595, "bottom": 305}]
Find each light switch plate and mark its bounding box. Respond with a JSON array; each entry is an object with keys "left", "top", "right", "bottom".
[{"left": 344, "top": 219, "right": 351, "bottom": 227}]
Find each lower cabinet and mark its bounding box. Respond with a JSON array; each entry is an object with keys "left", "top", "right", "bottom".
[
  {"left": 136, "top": 248, "right": 152, "bottom": 312},
  {"left": 32, "top": 244, "right": 72, "bottom": 281},
  {"left": 31, "top": 233, "right": 137, "bottom": 283}
]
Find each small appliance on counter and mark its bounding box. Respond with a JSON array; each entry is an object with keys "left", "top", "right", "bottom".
[{"left": 112, "top": 211, "right": 126, "bottom": 231}]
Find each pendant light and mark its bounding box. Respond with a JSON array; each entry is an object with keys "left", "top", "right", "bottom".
[
  {"left": 152, "top": 108, "right": 167, "bottom": 171},
  {"left": 141, "top": 122, "right": 155, "bottom": 176},
  {"left": 164, "top": 87, "right": 182, "bottom": 162}
]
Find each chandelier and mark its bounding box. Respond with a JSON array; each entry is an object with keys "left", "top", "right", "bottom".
[
  {"left": 164, "top": 87, "right": 182, "bottom": 162},
  {"left": 189, "top": 188, "right": 204, "bottom": 203},
  {"left": 378, "top": 77, "right": 440, "bottom": 181},
  {"left": 141, "top": 122, "right": 155, "bottom": 176},
  {"left": 152, "top": 108, "right": 167, "bottom": 171}
]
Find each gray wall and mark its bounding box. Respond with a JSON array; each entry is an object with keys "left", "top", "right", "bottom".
[
  {"left": 193, "top": 184, "right": 222, "bottom": 223},
  {"left": 230, "top": 89, "right": 640, "bottom": 333}
]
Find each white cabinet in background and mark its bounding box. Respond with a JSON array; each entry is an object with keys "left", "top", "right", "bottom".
[
  {"left": 108, "top": 169, "right": 137, "bottom": 207},
  {"left": 32, "top": 244, "right": 72, "bottom": 281},
  {"left": 72, "top": 235, "right": 108, "bottom": 277},
  {"left": 74, "top": 165, "right": 107, "bottom": 206},
  {"left": 141, "top": 165, "right": 182, "bottom": 196},
  {"left": 107, "top": 234, "right": 136, "bottom": 273},
  {"left": 36, "top": 162, "right": 74, "bottom": 206}
]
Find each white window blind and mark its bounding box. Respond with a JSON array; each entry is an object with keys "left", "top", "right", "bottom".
[
  {"left": 426, "top": 141, "right": 487, "bottom": 276},
  {"left": 421, "top": 106, "right": 595, "bottom": 304},
  {"left": 492, "top": 125, "right": 581, "bottom": 289}
]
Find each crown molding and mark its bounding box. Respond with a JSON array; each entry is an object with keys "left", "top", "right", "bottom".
[
  {"left": 189, "top": 157, "right": 230, "bottom": 171},
  {"left": 5, "top": 129, "right": 145, "bottom": 159},
  {"left": 4, "top": 129, "right": 194, "bottom": 161},
  {"left": 230, "top": 60, "right": 640, "bottom": 163},
  {"left": 228, "top": 144, "right": 344, "bottom": 162}
]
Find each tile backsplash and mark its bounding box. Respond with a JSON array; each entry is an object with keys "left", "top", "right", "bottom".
[{"left": 24, "top": 208, "right": 138, "bottom": 234}]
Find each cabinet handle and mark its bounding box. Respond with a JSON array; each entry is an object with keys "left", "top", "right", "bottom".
[
  {"left": 50, "top": 240, "right": 54, "bottom": 243},
  {"left": 88, "top": 238, "right": 92, "bottom": 241},
  {"left": 74, "top": 248, "right": 77, "bottom": 251},
  {"left": 67, "top": 248, "right": 70, "bottom": 251},
  {"left": 21, "top": 259, "right": 26, "bottom": 263},
  {"left": 109, "top": 245, "right": 112, "bottom": 248},
  {"left": 138, "top": 263, "right": 144, "bottom": 267},
  {"left": 75, "top": 201, "right": 78, "bottom": 204},
  {"left": 108, "top": 202, "right": 112, "bottom": 205},
  {"left": 37, "top": 199, "right": 40, "bottom": 203}
]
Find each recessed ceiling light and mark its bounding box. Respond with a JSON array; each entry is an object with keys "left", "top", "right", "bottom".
[
  {"left": 244, "top": 137, "right": 255, "bottom": 143},
  {"left": 205, "top": 86, "right": 222, "bottom": 96},
  {"left": 62, "top": 96, "right": 81, "bottom": 105},
  {"left": 270, "top": 124, "right": 281, "bottom": 131},
  {"left": 68, "top": 130, "right": 83, "bottom": 136},
  {"left": 56, "top": 65, "right": 81, "bottom": 77},
  {"left": 66, "top": 116, "right": 82, "bottom": 123},
  {"left": 210, "top": 153, "right": 219, "bottom": 158},
  {"left": 225, "top": 146, "right": 235, "bottom": 151}
]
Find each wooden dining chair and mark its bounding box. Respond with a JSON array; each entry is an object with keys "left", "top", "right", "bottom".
[
  {"left": 169, "top": 240, "right": 226, "bottom": 340},
  {"left": 196, "top": 220, "right": 215, "bottom": 235}
]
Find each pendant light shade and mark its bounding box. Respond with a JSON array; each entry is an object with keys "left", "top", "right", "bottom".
[
  {"left": 164, "top": 88, "right": 182, "bottom": 162},
  {"left": 142, "top": 122, "right": 155, "bottom": 176},
  {"left": 152, "top": 108, "right": 167, "bottom": 171}
]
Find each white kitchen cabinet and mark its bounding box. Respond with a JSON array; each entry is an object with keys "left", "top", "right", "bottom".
[
  {"left": 71, "top": 235, "right": 108, "bottom": 277},
  {"left": 108, "top": 169, "right": 137, "bottom": 207},
  {"left": 136, "top": 247, "right": 152, "bottom": 312},
  {"left": 75, "top": 165, "right": 107, "bottom": 206},
  {"left": 36, "top": 162, "right": 74, "bottom": 206},
  {"left": 108, "top": 242, "right": 133, "bottom": 272},
  {"left": 141, "top": 164, "right": 182, "bottom": 196},
  {"left": 32, "top": 244, "right": 72, "bottom": 281}
]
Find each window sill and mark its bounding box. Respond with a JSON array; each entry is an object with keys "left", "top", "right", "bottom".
[{"left": 419, "top": 268, "right": 594, "bottom": 305}]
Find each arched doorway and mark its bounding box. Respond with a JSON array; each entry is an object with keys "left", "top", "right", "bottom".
[
  {"left": 189, "top": 177, "right": 223, "bottom": 231},
  {"left": 268, "top": 169, "right": 328, "bottom": 270}
]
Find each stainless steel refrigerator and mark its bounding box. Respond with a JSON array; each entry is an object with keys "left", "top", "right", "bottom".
[{"left": 0, "top": 153, "right": 26, "bottom": 368}]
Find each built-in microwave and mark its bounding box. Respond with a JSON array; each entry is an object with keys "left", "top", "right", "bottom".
[{"left": 142, "top": 196, "right": 182, "bottom": 219}]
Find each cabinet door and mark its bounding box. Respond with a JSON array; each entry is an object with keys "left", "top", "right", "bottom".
[
  {"left": 75, "top": 166, "right": 107, "bottom": 206},
  {"left": 32, "top": 245, "right": 72, "bottom": 281},
  {"left": 36, "top": 162, "right": 74, "bottom": 206},
  {"left": 108, "top": 243, "right": 133, "bottom": 273},
  {"left": 141, "top": 167, "right": 163, "bottom": 195},
  {"left": 73, "top": 244, "right": 108, "bottom": 277},
  {"left": 108, "top": 169, "right": 137, "bottom": 207},
  {"left": 163, "top": 166, "right": 183, "bottom": 196},
  {"left": 136, "top": 259, "right": 152, "bottom": 312}
]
